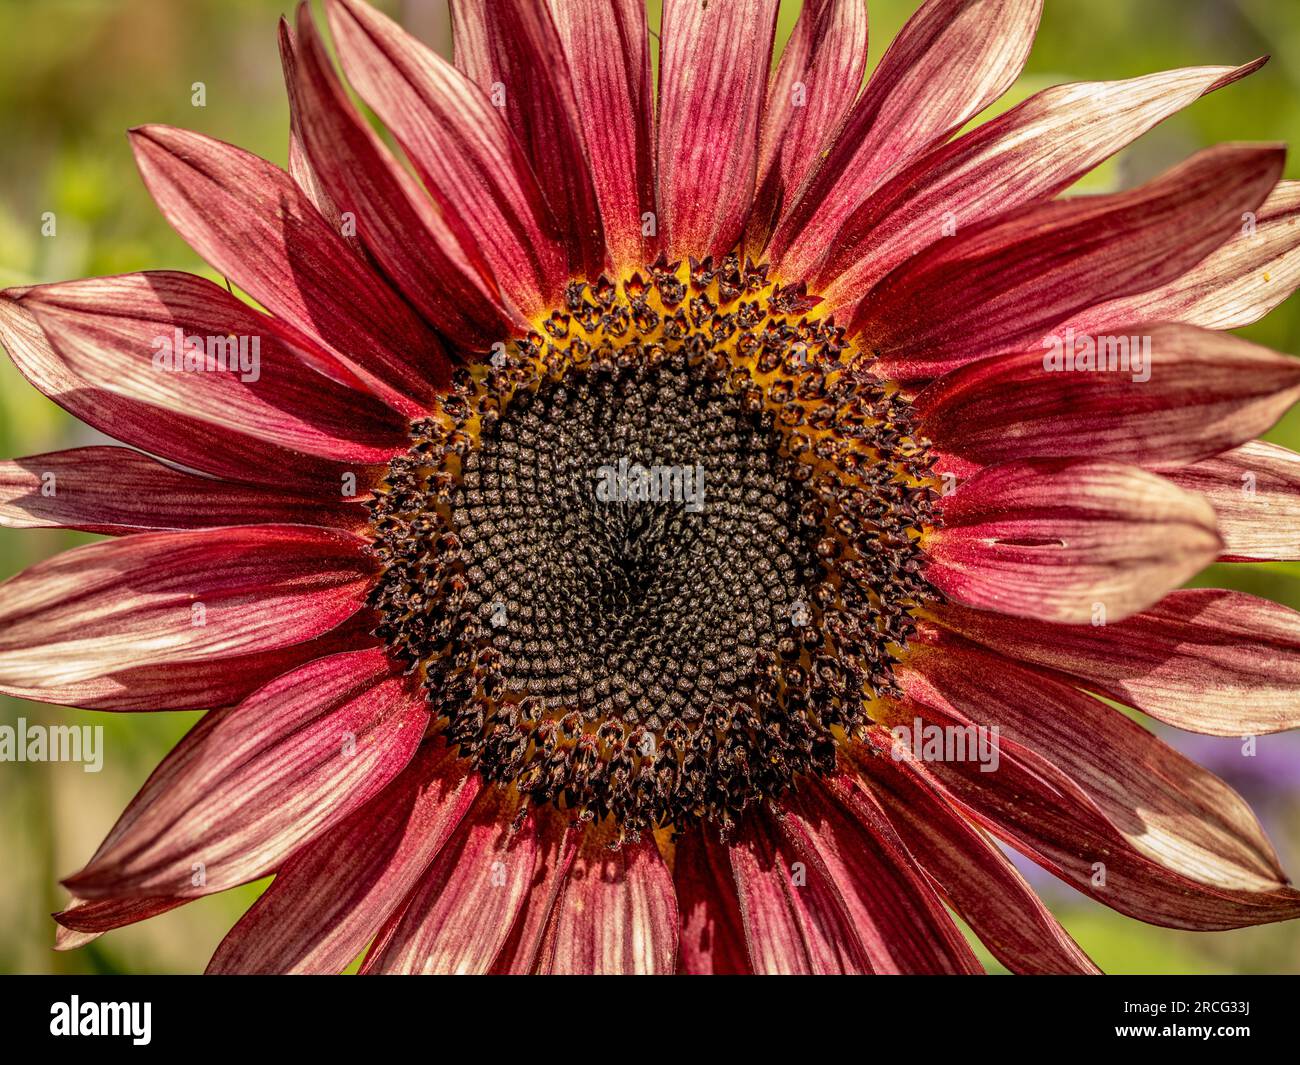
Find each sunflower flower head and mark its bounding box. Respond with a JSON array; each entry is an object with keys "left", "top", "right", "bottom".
[{"left": 2, "top": 0, "right": 1300, "bottom": 976}]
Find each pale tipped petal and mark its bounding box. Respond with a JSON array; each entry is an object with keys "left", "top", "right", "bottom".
[
  {"left": 0, "top": 525, "right": 373, "bottom": 689},
  {"left": 856, "top": 144, "right": 1284, "bottom": 380},
  {"left": 1167, "top": 440, "right": 1300, "bottom": 561},
  {"left": 1062, "top": 181, "right": 1300, "bottom": 334},
  {"left": 813, "top": 61, "right": 1266, "bottom": 308},
  {"left": 935, "top": 589, "right": 1300, "bottom": 736},
  {"left": 927, "top": 459, "right": 1221, "bottom": 624},
  {"left": 64, "top": 648, "right": 426, "bottom": 899},
  {"left": 19, "top": 271, "right": 409, "bottom": 468},
  {"left": 2, "top": 622, "right": 373, "bottom": 713},
  {"left": 772, "top": 0, "right": 1042, "bottom": 276},
  {"left": 892, "top": 641, "right": 1300, "bottom": 929},
  {"left": 915, "top": 323, "right": 1300, "bottom": 469},
  {"left": 2, "top": 288, "right": 374, "bottom": 490}
]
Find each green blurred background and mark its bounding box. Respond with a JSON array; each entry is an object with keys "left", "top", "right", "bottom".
[{"left": 2, "top": 0, "right": 1300, "bottom": 973}]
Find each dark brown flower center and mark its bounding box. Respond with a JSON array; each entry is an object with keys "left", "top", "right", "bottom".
[{"left": 367, "top": 254, "right": 940, "bottom": 840}]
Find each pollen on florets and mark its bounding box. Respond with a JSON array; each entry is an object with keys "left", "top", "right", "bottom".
[{"left": 366, "top": 252, "right": 941, "bottom": 840}]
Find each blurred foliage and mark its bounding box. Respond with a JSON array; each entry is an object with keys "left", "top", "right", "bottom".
[{"left": 1, "top": 0, "right": 1299, "bottom": 974}]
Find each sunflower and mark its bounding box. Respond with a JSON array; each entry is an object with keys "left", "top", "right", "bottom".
[{"left": 3, "top": 0, "right": 1300, "bottom": 975}]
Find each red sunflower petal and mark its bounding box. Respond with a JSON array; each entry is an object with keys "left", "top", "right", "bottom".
[
  {"left": 915, "top": 323, "right": 1300, "bottom": 469},
  {"left": 446, "top": 0, "right": 605, "bottom": 280},
  {"left": 858, "top": 754, "right": 1098, "bottom": 974},
  {"left": 749, "top": 0, "right": 868, "bottom": 250},
  {"left": 780, "top": 775, "right": 984, "bottom": 973},
  {"left": 891, "top": 641, "right": 1300, "bottom": 929},
  {"left": 54, "top": 895, "right": 188, "bottom": 950},
  {"left": 0, "top": 447, "right": 364, "bottom": 535},
  {"left": 1167, "top": 440, "right": 1300, "bottom": 561},
  {"left": 726, "top": 803, "right": 873, "bottom": 973},
  {"left": 657, "top": 0, "right": 779, "bottom": 261},
  {"left": 550, "top": 0, "right": 657, "bottom": 272},
  {"left": 772, "top": 0, "right": 1042, "bottom": 277},
  {"left": 64, "top": 648, "right": 426, "bottom": 899},
  {"left": 361, "top": 786, "right": 538, "bottom": 975},
  {"left": 3, "top": 620, "right": 374, "bottom": 713},
  {"left": 927, "top": 459, "right": 1220, "bottom": 624},
  {"left": 485, "top": 808, "right": 580, "bottom": 975},
  {"left": 280, "top": 20, "right": 361, "bottom": 257},
  {"left": 1062, "top": 181, "right": 1300, "bottom": 335},
  {"left": 0, "top": 525, "right": 374, "bottom": 689},
  {"left": 673, "top": 827, "right": 751, "bottom": 975},
  {"left": 813, "top": 60, "right": 1265, "bottom": 308},
  {"left": 856, "top": 143, "right": 1284, "bottom": 381},
  {"left": 2, "top": 290, "right": 373, "bottom": 491},
  {"left": 532, "top": 830, "right": 677, "bottom": 975},
  {"left": 326, "top": 0, "right": 564, "bottom": 315},
  {"left": 208, "top": 741, "right": 478, "bottom": 974},
  {"left": 19, "top": 271, "right": 409, "bottom": 466},
  {"left": 128, "top": 124, "right": 447, "bottom": 416},
  {"left": 287, "top": 7, "right": 515, "bottom": 350},
  {"left": 933, "top": 589, "right": 1300, "bottom": 736}
]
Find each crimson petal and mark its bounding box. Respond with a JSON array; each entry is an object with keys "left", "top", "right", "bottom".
[
  {"left": 208, "top": 741, "right": 477, "bottom": 974},
  {"left": 533, "top": 831, "right": 677, "bottom": 975},
  {"left": 327, "top": 0, "right": 564, "bottom": 315},
  {"left": 288, "top": 9, "right": 514, "bottom": 351},
  {"left": 550, "top": 0, "right": 657, "bottom": 272},
  {"left": 860, "top": 755, "right": 1098, "bottom": 974},
  {"left": 0, "top": 447, "right": 363, "bottom": 535},
  {"left": 856, "top": 143, "right": 1284, "bottom": 380},
  {"left": 750, "top": 0, "right": 868, "bottom": 250},
  {"left": 129, "top": 124, "right": 447, "bottom": 415},
  {"left": 934, "top": 589, "right": 1300, "bottom": 736},
  {"left": 65, "top": 648, "right": 425, "bottom": 899},
  {"left": 915, "top": 322, "right": 1300, "bottom": 469},
  {"left": 657, "top": 0, "right": 779, "bottom": 261},
  {"left": 814, "top": 61, "right": 1265, "bottom": 311},
  {"left": 447, "top": 0, "right": 605, "bottom": 280},
  {"left": 361, "top": 787, "right": 538, "bottom": 974},
  {"left": 772, "top": 0, "right": 1042, "bottom": 277},
  {"left": 673, "top": 827, "right": 751, "bottom": 975},
  {"left": 927, "top": 459, "right": 1220, "bottom": 623},
  {"left": 0, "top": 525, "right": 373, "bottom": 689},
  {"left": 780, "top": 776, "right": 984, "bottom": 974}
]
